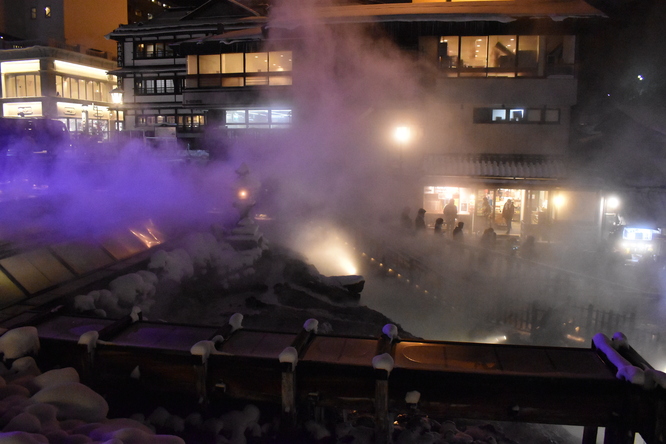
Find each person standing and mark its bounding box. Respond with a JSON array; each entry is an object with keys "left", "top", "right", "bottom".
[
  {"left": 502, "top": 199, "right": 515, "bottom": 235},
  {"left": 414, "top": 208, "right": 427, "bottom": 231},
  {"left": 443, "top": 199, "right": 458, "bottom": 233},
  {"left": 481, "top": 197, "right": 493, "bottom": 228}
]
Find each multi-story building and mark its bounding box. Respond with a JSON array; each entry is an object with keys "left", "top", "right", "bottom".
[
  {"left": 106, "top": 1, "right": 266, "bottom": 148},
  {"left": 0, "top": 0, "right": 184, "bottom": 141},
  {"left": 109, "top": 0, "right": 614, "bottom": 244}
]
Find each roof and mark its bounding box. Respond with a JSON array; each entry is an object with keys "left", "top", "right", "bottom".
[
  {"left": 268, "top": 0, "right": 605, "bottom": 27},
  {"left": 422, "top": 154, "right": 567, "bottom": 180}
]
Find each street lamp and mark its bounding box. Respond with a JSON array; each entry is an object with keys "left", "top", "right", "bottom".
[
  {"left": 110, "top": 87, "right": 124, "bottom": 134},
  {"left": 393, "top": 125, "right": 412, "bottom": 173}
]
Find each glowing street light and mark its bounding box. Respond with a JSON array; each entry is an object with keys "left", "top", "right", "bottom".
[
  {"left": 393, "top": 125, "right": 412, "bottom": 173},
  {"left": 607, "top": 196, "right": 620, "bottom": 210}
]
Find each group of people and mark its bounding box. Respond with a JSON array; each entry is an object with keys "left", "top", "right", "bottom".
[{"left": 401, "top": 197, "right": 517, "bottom": 238}]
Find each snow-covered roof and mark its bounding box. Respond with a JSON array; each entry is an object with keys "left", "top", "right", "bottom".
[
  {"left": 422, "top": 153, "right": 567, "bottom": 179},
  {"left": 268, "top": 0, "right": 606, "bottom": 27}
]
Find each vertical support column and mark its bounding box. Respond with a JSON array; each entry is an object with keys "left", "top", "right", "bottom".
[
  {"left": 278, "top": 319, "right": 318, "bottom": 429},
  {"left": 373, "top": 324, "right": 398, "bottom": 444},
  {"left": 582, "top": 426, "right": 597, "bottom": 444},
  {"left": 374, "top": 369, "right": 390, "bottom": 444}
]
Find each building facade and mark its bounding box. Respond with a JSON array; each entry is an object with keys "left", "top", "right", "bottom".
[
  {"left": 106, "top": 1, "right": 266, "bottom": 148},
  {"left": 109, "top": 0, "right": 616, "bottom": 245}
]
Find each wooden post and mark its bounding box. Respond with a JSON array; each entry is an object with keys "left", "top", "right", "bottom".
[
  {"left": 374, "top": 369, "right": 389, "bottom": 444},
  {"left": 582, "top": 426, "right": 597, "bottom": 444},
  {"left": 281, "top": 362, "right": 296, "bottom": 427}
]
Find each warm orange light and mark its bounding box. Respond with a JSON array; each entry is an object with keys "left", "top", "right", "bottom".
[{"left": 238, "top": 189, "right": 248, "bottom": 200}]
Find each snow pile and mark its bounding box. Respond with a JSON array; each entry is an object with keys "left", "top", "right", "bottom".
[
  {"left": 279, "top": 346, "right": 299, "bottom": 368},
  {"left": 372, "top": 353, "right": 395, "bottom": 373},
  {"left": 382, "top": 323, "right": 399, "bottom": 341},
  {"left": 71, "top": 229, "right": 266, "bottom": 319},
  {"left": 73, "top": 271, "right": 157, "bottom": 317},
  {"left": 0, "top": 328, "right": 185, "bottom": 444},
  {"left": 0, "top": 327, "right": 39, "bottom": 361},
  {"left": 594, "top": 332, "right": 666, "bottom": 389},
  {"left": 149, "top": 248, "right": 194, "bottom": 282},
  {"left": 303, "top": 318, "right": 318, "bottom": 333}
]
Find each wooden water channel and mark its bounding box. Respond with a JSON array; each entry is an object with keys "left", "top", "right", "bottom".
[
  {"left": 0, "top": 306, "right": 663, "bottom": 444},
  {"left": 0, "top": 224, "right": 663, "bottom": 442}
]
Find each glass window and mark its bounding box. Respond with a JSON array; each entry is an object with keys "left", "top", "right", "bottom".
[
  {"left": 492, "top": 109, "right": 506, "bottom": 122},
  {"left": 439, "top": 36, "right": 459, "bottom": 68},
  {"left": 248, "top": 110, "right": 268, "bottom": 124},
  {"left": 79, "top": 79, "right": 86, "bottom": 99},
  {"left": 271, "top": 110, "right": 292, "bottom": 124},
  {"left": 45, "top": 6, "right": 51, "bottom": 18},
  {"left": 222, "top": 53, "right": 244, "bottom": 73},
  {"left": 70, "top": 78, "right": 79, "bottom": 99},
  {"left": 509, "top": 108, "right": 524, "bottom": 121},
  {"left": 55, "top": 75, "right": 63, "bottom": 97},
  {"left": 86, "top": 81, "right": 93, "bottom": 100},
  {"left": 63, "top": 77, "right": 71, "bottom": 98},
  {"left": 245, "top": 53, "right": 268, "bottom": 73},
  {"left": 226, "top": 110, "right": 246, "bottom": 124},
  {"left": 31, "top": 7, "right": 37, "bottom": 19},
  {"left": 517, "top": 36, "right": 539, "bottom": 68},
  {"left": 268, "top": 51, "right": 292, "bottom": 72},
  {"left": 187, "top": 55, "right": 198, "bottom": 75},
  {"left": 544, "top": 109, "right": 560, "bottom": 122},
  {"left": 199, "top": 55, "right": 221, "bottom": 74},
  {"left": 527, "top": 109, "right": 541, "bottom": 122},
  {"left": 461, "top": 36, "right": 487, "bottom": 68},
  {"left": 489, "top": 36, "right": 516, "bottom": 68}
]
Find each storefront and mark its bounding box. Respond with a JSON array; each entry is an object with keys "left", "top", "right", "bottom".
[{"left": 423, "top": 185, "right": 552, "bottom": 237}]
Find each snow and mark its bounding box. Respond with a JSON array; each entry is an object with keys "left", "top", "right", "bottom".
[
  {"left": 593, "top": 332, "right": 666, "bottom": 388},
  {"left": 405, "top": 390, "right": 420, "bottom": 404},
  {"left": 189, "top": 340, "right": 215, "bottom": 363},
  {"left": 228, "top": 313, "right": 243, "bottom": 332},
  {"left": 382, "top": 323, "right": 399, "bottom": 341},
  {"left": 77, "top": 330, "right": 99, "bottom": 353},
  {"left": 278, "top": 346, "right": 299, "bottom": 367},
  {"left": 372, "top": 352, "right": 395, "bottom": 373},
  {"left": 0, "top": 328, "right": 39, "bottom": 361},
  {"left": 303, "top": 318, "right": 318, "bottom": 333}
]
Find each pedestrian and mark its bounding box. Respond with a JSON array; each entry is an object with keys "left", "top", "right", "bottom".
[
  {"left": 479, "top": 227, "right": 497, "bottom": 248},
  {"left": 434, "top": 217, "right": 444, "bottom": 235},
  {"left": 400, "top": 207, "right": 412, "bottom": 230},
  {"left": 502, "top": 199, "right": 515, "bottom": 235},
  {"left": 452, "top": 221, "right": 464, "bottom": 241},
  {"left": 443, "top": 199, "right": 458, "bottom": 233},
  {"left": 481, "top": 197, "right": 493, "bottom": 228},
  {"left": 414, "top": 208, "right": 426, "bottom": 231}
]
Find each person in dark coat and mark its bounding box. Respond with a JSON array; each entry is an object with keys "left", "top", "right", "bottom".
[
  {"left": 502, "top": 199, "right": 515, "bottom": 235},
  {"left": 414, "top": 208, "right": 426, "bottom": 231},
  {"left": 443, "top": 199, "right": 458, "bottom": 232},
  {"left": 452, "top": 221, "right": 464, "bottom": 241},
  {"left": 434, "top": 217, "right": 444, "bottom": 235},
  {"left": 479, "top": 227, "right": 497, "bottom": 248}
]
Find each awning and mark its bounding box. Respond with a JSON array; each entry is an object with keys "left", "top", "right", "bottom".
[{"left": 422, "top": 154, "right": 567, "bottom": 180}]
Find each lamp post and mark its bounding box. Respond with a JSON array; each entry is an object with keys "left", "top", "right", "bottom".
[
  {"left": 393, "top": 125, "right": 412, "bottom": 174},
  {"left": 110, "top": 87, "right": 124, "bottom": 138}
]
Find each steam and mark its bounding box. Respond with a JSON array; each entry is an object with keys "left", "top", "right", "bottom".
[{"left": 0, "top": 143, "right": 239, "bottom": 243}]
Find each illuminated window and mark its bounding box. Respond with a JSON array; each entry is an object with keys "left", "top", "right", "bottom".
[
  {"left": 189, "top": 51, "right": 293, "bottom": 88},
  {"left": 474, "top": 107, "right": 560, "bottom": 124},
  {"left": 135, "top": 78, "right": 178, "bottom": 95},
  {"left": 224, "top": 109, "right": 292, "bottom": 129},
  {"left": 135, "top": 42, "right": 174, "bottom": 59},
  {"left": 30, "top": 7, "right": 37, "bottom": 19},
  {"left": 44, "top": 6, "right": 51, "bottom": 17},
  {"left": 4, "top": 74, "right": 41, "bottom": 98}
]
